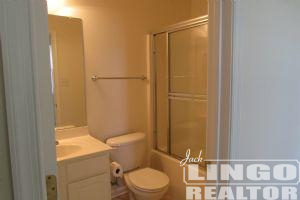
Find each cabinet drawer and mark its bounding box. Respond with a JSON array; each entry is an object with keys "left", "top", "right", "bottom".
[
  {"left": 67, "top": 154, "right": 109, "bottom": 182},
  {"left": 68, "top": 173, "right": 111, "bottom": 200}
]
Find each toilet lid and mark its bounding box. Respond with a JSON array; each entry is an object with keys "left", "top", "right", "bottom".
[{"left": 128, "top": 168, "right": 169, "bottom": 192}]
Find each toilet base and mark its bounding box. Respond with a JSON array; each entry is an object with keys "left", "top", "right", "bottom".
[{"left": 124, "top": 173, "right": 168, "bottom": 200}]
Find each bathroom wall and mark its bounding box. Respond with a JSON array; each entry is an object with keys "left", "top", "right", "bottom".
[
  {"left": 0, "top": 44, "right": 13, "bottom": 200},
  {"left": 49, "top": 0, "right": 208, "bottom": 141},
  {"left": 190, "top": 0, "right": 209, "bottom": 18},
  {"left": 231, "top": 0, "right": 300, "bottom": 160},
  {"left": 227, "top": 2, "right": 300, "bottom": 199}
]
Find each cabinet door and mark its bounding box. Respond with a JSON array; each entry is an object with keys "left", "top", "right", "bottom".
[{"left": 68, "top": 174, "right": 110, "bottom": 200}]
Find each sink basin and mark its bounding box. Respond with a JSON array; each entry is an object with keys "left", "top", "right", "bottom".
[{"left": 56, "top": 144, "right": 81, "bottom": 158}]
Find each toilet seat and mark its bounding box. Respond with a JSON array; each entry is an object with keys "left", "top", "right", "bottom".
[{"left": 126, "top": 168, "right": 169, "bottom": 192}]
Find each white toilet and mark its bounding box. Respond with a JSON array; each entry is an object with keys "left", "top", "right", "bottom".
[{"left": 106, "top": 132, "right": 169, "bottom": 200}]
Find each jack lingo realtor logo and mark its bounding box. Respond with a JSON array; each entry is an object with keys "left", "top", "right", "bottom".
[{"left": 181, "top": 150, "right": 300, "bottom": 200}]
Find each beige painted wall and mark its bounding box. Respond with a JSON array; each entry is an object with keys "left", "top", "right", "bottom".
[
  {"left": 50, "top": 0, "right": 207, "bottom": 141},
  {"left": 48, "top": 15, "right": 87, "bottom": 128},
  {"left": 0, "top": 46, "right": 13, "bottom": 200},
  {"left": 191, "top": 0, "right": 208, "bottom": 18}
]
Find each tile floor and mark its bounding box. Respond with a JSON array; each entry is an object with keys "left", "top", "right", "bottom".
[
  {"left": 112, "top": 193, "right": 171, "bottom": 200},
  {"left": 112, "top": 193, "right": 130, "bottom": 200}
]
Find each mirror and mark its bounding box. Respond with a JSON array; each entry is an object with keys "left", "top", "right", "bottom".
[{"left": 48, "top": 15, "right": 87, "bottom": 128}]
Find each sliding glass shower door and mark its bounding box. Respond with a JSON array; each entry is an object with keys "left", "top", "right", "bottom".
[{"left": 154, "top": 17, "right": 208, "bottom": 161}]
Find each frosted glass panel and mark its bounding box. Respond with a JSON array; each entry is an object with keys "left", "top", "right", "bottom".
[
  {"left": 170, "top": 98, "right": 207, "bottom": 159},
  {"left": 169, "top": 25, "right": 208, "bottom": 95},
  {"left": 169, "top": 25, "right": 208, "bottom": 159},
  {"left": 154, "top": 33, "right": 169, "bottom": 152}
]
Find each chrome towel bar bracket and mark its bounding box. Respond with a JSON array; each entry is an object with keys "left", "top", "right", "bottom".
[{"left": 91, "top": 75, "right": 147, "bottom": 81}]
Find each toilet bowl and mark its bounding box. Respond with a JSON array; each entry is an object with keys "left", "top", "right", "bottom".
[
  {"left": 124, "top": 167, "right": 169, "bottom": 200},
  {"left": 106, "top": 133, "right": 170, "bottom": 200}
]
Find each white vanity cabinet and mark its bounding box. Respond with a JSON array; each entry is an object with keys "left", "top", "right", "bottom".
[
  {"left": 58, "top": 153, "right": 111, "bottom": 200},
  {"left": 56, "top": 135, "right": 112, "bottom": 200}
]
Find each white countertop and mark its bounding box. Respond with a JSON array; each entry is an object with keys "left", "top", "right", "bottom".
[{"left": 56, "top": 135, "right": 112, "bottom": 164}]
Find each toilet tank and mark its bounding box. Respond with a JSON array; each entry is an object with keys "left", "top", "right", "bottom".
[{"left": 106, "top": 132, "right": 146, "bottom": 172}]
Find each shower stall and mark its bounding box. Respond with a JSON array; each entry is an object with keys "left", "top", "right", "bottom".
[{"left": 152, "top": 16, "right": 208, "bottom": 162}]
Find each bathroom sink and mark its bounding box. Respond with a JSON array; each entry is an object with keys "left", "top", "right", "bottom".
[
  {"left": 56, "top": 144, "right": 82, "bottom": 158},
  {"left": 55, "top": 136, "right": 112, "bottom": 163}
]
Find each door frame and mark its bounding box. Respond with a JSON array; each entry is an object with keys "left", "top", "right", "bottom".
[
  {"left": 0, "top": 0, "right": 57, "bottom": 199},
  {"left": 207, "top": 0, "right": 233, "bottom": 161},
  {"left": 206, "top": 0, "right": 234, "bottom": 190}
]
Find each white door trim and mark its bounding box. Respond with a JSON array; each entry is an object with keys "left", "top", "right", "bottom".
[
  {"left": 0, "top": 0, "right": 56, "bottom": 200},
  {"left": 207, "top": 0, "right": 234, "bottom": 161},
  {"left": 29, "top": 0, "right": 57, "bottom": 184}
]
